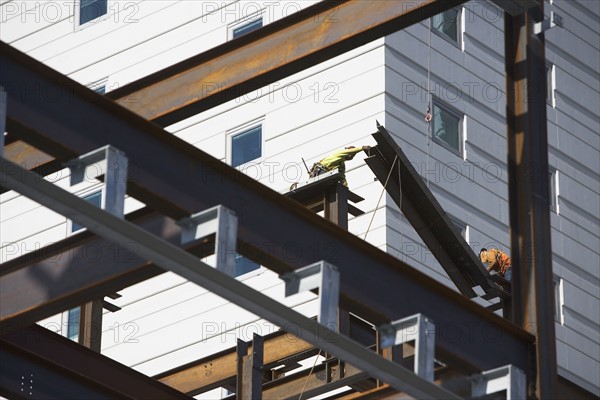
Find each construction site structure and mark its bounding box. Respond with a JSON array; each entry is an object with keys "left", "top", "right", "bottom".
[{"left": 1, "top": 0, "right": 599, "bottom": 398}]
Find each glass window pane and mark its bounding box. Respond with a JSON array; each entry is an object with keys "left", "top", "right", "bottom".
[
  {"left": 432, "top": 103, "right": 460, "bottom": 152},
  {"left": 67, "top": 307, "right": 80, "bottom": 341},
  {"left": 549, "top": 169, "right": 557, "bottom": 213},
  {"left": 432, "top": 9, "right": 459, "bottom": 43},
  {"left": 72, "top": 191, "right": 102, "bottom": 232},
  {"left": 80, "top": 0, "right": 107, "bottom": 25},
  {"left": 235, "top": 254, "right": 260, "bottom": 276},
  {"left": 232, "top": 126, "right": 262, "bottom": 167},
  {"left": 233, "top": 18, "right": 263, "bottom": 39}
]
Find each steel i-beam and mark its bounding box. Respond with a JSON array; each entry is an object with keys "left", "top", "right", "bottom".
[{"left": 0, "top": 157, "right": 463, "bottom": 400}]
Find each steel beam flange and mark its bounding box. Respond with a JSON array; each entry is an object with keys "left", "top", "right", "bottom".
[
  {"left": 471, "top": 365, "right": 526, "bottom": 399},
  {"left": 280, "top": 261, "right": 339, "bottom": 331},
  {"left": 177, "top": 205, "right": 238, "bottom": 276},
  {"left": 64, "top": 145, "right": 128, "bottom": 219},
  {"left": 378, "top": 314, "right": 435, "bottom": 381}
]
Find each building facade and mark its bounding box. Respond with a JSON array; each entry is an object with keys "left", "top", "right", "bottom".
[{"left": 1, "top": 0, "right": 598, "bottom": 396}]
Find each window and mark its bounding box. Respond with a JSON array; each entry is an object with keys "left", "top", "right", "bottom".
[
  {"left": 232, "top": 17, "right": 263, "bottom": 39},
  {"left": 549, "top": 168, "right": 559, "bottom": 214},
  {"left": 235, "top": 254, "right": 260, "bottom": 276},
  {"left": 432, "top": 100, "right": 462, "bottom": 155},
  {"left": 432, "top": 8, "right": 461, "bottom": 45},
  {"left": 553, "top": 276, "right": 563, "bottom": 323},
  {"left": 71, "top": 191, "right": 102, "bottom": 232},
  {"left": 66, "top": 307, "right": 80, "bottom": 341},
  {"left": 79, "top": 0, "right": 107, "bottom": 26},
  {"left": 231, "top": 125, "right": 262, "bottom": 167},
  {"left": 94, "top": 85, "right": 106, "bottom": 95},
  {"left": 546, "top": 63, "right": 555, "bottom": 107}
]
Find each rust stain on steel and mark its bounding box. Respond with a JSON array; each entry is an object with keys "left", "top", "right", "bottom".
[
  {"left": 3, "top": 141, "right": 53, "bottom": 167},
  {"left": 113, "top": 0, "right": 458, "bottom": 122}
]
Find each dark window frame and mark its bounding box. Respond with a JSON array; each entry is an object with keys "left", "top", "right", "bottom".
[
  {"left": 79, "top": 0, "right": 108, "bottom": 26},
  {"left": 230, "top": 125, "right": 263, "bottom": 168},
  {"left": 431, "top": 7, "right": 462, "bottom": 48},
  {"left": 231, "top": 17, "right": 263, "bottom": 39},
  {"left": 431, "top": 99, "right": 463, "bottom": 157}
]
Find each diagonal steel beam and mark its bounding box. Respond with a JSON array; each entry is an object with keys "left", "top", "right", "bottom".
[
  {"left": 0, "top": 156, "right": 462, "bottom": 400},
  {"left": 0, "top": 43, "right": 534, "bottom": 374}
]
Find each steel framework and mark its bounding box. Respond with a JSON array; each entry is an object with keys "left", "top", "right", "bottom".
[{"left": 0, "top": 0, "right": 568, "bottom": 398}]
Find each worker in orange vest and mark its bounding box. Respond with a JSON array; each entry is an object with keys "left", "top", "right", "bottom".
[
  {"left": 309, "top": 145, "right": 371, "bottom": 187},
  {"left": 479, "top": 248, "right": 512, "bottom": 281}
]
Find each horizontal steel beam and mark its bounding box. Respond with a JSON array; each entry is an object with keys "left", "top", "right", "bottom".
[
  {"left": 154, "top": 330, "right": 314, "bottom": 395},
  {"left": 107, "top": 0, "right": 468, "bottom": 126},
  {"left": 1, "top": 157, "right": 462, "bottom": 400},
  {"left": 2, "top": 0, "right": 468, "bottom": 174},
  {"left": 0, "top": 42, "right": 534, "bottom": 374},
  {"left": 1, "top": 209, "right": 183, "bottom": 328},
  {"left": 1, "top": 325, "right": 192, "bottom": 400},
  {"left": 262, "top": 361, "right": 367, "bottom": 399}
]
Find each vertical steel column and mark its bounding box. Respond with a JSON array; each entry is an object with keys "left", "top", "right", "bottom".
[
  {"left": 66, "top": 145, "right": 128, "bottom": 352},
  {"left": 324, "top": 183, "right": 349, "bottom": 229},
  {"left": 78, "top": 300, "right": 103, "bottom": 352},
  {"left": 504, "top": 2, "right": 556, "bottom": 398},
  {"left": 0, "top": 87, "right": 6, "bottom": 157},
  {"left": 236, "top": 334, "right": 263, "bottom": 400}
]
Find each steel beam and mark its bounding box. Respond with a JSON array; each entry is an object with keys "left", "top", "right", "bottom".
[
  {"left": 2, "top": 0, "right": 468, "bottom": 173},
  {"left": 154, "top": 331, "right": 314, "bottom": 395},
  {"left": 0, "top": 43, "right": 534, "bottom": 374},
  {"left": 365, "top": 124, "right": 495, "bottom": 298},
  {"left": 1, "top": 324, "right": 193, "bottom": 400},
  {"left": 262, "top": 360, "right": 367, "bottom": 399},
  {"left": 236, "top": 334, "right": 263, "bottom": 400},
  {"left": 504, "top": 3, "right": 556, "bottom": 398},
  {"left": 0, "top": 157, "right": 462, "bottom": 400},
  {"left": 0, "top": 209, "right": 212, "bottom": 331},
  {"left": 106, "top": 0, "right": 468, "bottom": 126}
]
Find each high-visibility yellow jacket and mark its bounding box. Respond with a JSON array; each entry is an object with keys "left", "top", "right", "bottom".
[
  {"left": 481, "top": 248, "right": 512, "bottom": 276},
  {"left": 319, "top": 147, "right": 364, "bottom": 171},
  {"left": 318, "top": 147, "right": 364, "bottom": 186}
]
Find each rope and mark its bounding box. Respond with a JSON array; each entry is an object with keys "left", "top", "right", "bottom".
[
  {"left": 425, "top": 16, "right": 433, "bottom": 188},
  {"left": 297, "top": 349, "right": 322, "bottom": 400},
  {"left": 364, "top": 155, "right": 398, "bottom": 241}
]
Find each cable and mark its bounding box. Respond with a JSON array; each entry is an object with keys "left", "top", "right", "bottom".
[
  {"left": 364, "top": 155, "right": 398, "bottom": 241},
  {"left": 298, "top": 349, "right": 322, "bottom": 400},
  {"left": 425, "top": 15, "right": 433, "bottom": 188}
]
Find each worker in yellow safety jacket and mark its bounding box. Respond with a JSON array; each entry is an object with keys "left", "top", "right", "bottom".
[
  {"left": 309, "top": 146, "right": 371, "bottom": 187},
  {"left": 479, "top": 248, "right": 512, "bottom": 281}
]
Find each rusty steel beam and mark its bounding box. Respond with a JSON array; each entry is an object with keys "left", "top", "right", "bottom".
[
  {"left": 263, "top": 361, "right": 368, "bottom": 399},
  {"left": 155, "top": 331, "right": 314, "bottom": 396},
  {"left": 0, "top": 42, "right": 534, "bottom": 375},
  {"left": 504, "top": 3, "right": 556, "bottom": 399},
  {"left": 2, "top": 0, "right": 468, "bottom": 174},
  {"left": 106, "top": 0, "right": 468, "bottom": 126},
  {"left": 1, "top": 324, "right": 193, "bottom": 400}
]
